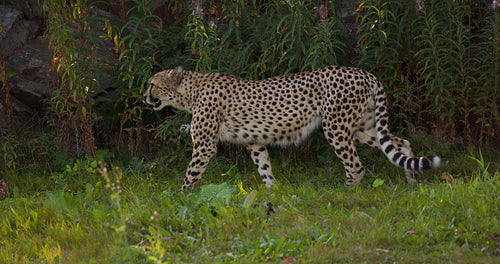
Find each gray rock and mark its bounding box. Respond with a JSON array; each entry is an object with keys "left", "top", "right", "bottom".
[
  {"left": 0, "top": 6, "right": 41, "bottom": 57},
  {"left": 0, "top": 6, "right": 22, "bottom": 44},
  {"left": 9, "top": 77, "right": 50, "bottom": 108},
  {"left": 0, "top": 0, "right": 44, "bottom": 20},
  {"left": 5, "top": 36, "right": 54, "bottom": 108},
  {"left": 6, "top": 38, "right": 52, "bottom": 82}
]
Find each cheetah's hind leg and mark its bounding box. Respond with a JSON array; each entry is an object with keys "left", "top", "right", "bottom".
[
  {"left": 245, "top": 143, "right": 276, "bottom": 188},
  {"left": 353, "top": 112, "right": 417, "bottom": 183}
]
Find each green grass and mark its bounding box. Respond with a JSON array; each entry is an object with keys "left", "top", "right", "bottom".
[{"left": 1, "top": 139, "right": 499, "bottom": 263}]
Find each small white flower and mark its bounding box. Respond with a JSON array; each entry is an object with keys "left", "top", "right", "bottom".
[{"left": 180, "top": 124, "right": 191, "bottom": 133}]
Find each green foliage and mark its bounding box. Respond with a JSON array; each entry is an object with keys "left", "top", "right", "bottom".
[
  {"left": 98, "top": 0, "right": 191, "bottom": 157},
  {"left": 356, "top": 0, "right": 500, "bottom": 144},
  {"left": 0, "top": 133, "right": 20, "bottom": 171},
  {"left": 43, "top": 0, "right": 106, "bottom": 156},
  {"left": 357, "top": 0, "right": 404, "bottom": 84},
  {"left": 113, "top": 0, "right": 161, "bottom": 156},
  {"left": 303, "top": 3, "right": 347, "bottom": 69},
  {"left": 372, "top": 178, "right": 385, "bottom": 188},
  {"left": 414, "top": 1, "right": 476, "bottom": 131},
  {"left": 184, "top": 0, "right": 349, "bottom": 78}
]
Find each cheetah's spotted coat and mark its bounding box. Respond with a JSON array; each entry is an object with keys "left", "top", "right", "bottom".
[{"left": 144, "top": 66, "right": 440, "bottom": 190}]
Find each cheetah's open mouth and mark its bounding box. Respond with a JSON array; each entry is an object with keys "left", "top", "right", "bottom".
[{"left": 146, "top": 94, "right": 162, "bottom": 109}]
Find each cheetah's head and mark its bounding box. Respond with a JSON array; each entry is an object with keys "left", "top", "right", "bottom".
[{"left": 144, "top": 66, "right": 185, "bottom": 111}]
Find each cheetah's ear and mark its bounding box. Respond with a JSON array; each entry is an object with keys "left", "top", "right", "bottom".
[
  {"left": 170, "top": 66, "right": 184, "bottom": 87},
  {"left": 174, "top": 66, "right": 184, "bottom": 73}
]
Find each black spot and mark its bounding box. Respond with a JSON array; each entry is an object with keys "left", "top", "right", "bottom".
[
  {"left": 384, "top": 145, "right": 394, "bottom": 154},
  {"left": 379, "top": 135, "right": 390, "bottom": 145},
  {"left": 392, "top": 152, "right": 402, "bottom": 163}
]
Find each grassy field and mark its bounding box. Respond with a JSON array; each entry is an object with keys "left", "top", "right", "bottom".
[{"left": 1, "top": 137, "right": 499, "bottom": 263}]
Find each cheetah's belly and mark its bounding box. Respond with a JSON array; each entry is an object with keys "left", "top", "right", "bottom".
[{"left": 219, "top": 114, "right": 322, "bottom": 146}]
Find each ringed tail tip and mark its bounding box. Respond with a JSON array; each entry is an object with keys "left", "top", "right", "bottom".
[{"left": 431, "top": 155, "right": 441, "bottom": 168}]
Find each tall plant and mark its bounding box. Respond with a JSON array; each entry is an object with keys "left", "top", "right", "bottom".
[
  {"left": 0, "top": 50, "right": 14, "bottom": 134},
  {"left": 251, "top": 0, "right": 317, "bottom": 77},
  {"left": 115, "top": 0, "right": 159, "bottom": 156},
  {"left": 357, "top": 0, "right": 417, "bottom": 129},
  {"left": 185, "top": 0, "right": 219, "bottom": 72},
  {"left": 185, "top": 0, "right": 349, "bottom": 79},
  {"left": 355, "top": 0, "right": 499, "bottom": 146},
  {"left": 414, "top": 0, "right": 499, "bottom": 144},
  {"left": 357, "top": 0, "right": 405, "bottom": 84},
  {"left": 303, "top": 0, "right": 347, "bottom": 70},
  {"left": 44, "top": 0, "right": 103, "bottom": 156},
  {"left": 474, "top": 2, "right": 500, "bottom": 145}
]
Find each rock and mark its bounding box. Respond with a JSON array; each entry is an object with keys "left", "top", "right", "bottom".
[
  {"left": 0, "top": 6, "right": 41, "bottom": 58},
  {"left": 0, "top": 6, "right": 23, "bottom": 44},
  {"left": 6, "top": 40, "right": 52, "bottom": 82},
  {"left": 5, "top": 36, "right": 53, "bottom": 110},
  {"left": 0, "top": 6, "right": 49, "bottom": 115},
  {"left": 0, "top": 91, "right": 32, "bottom": 114},
  {"left": 9, "top": 77, "right": 50, "bottom": 108},
  {"left": 0, "top": 0, "right": 44, "bottom": 20}
]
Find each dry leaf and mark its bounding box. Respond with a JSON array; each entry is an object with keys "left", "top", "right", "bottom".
[
  {"left": 404, "top": 230, "right": 418, "bottom": 236},
  {"left": 441, "top": 172, "right": 455, "bottom": 183},
  {"left": 283, "top": 256, "right": 296, "bottom": 264}
]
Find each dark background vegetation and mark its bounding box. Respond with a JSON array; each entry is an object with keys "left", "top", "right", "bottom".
[{"left": 1, "top": 0, "right": 499, "bottom": 180}]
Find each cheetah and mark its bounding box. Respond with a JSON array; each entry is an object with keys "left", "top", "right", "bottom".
[{"left": 144, "top": 66, "right": 440, "bottom": 191}]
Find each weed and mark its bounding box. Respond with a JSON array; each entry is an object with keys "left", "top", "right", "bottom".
[
  {"left": 44, "top": 0, "right": 107, "bottom": 156},
  {"left": 0, "top": 133, "right": 20, "bottom": 171}
]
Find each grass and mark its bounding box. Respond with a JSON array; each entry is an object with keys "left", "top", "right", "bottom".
[{"left": 1, "top": 135, "right": 499, "bottom": 263}]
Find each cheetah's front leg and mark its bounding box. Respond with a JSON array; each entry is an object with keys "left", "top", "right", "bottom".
[
  {"left": 181, "top": 140, "right": 217, "bottom": 191},
  {"left": 246, "top": 143, "right": 276, "bottom": 188}
]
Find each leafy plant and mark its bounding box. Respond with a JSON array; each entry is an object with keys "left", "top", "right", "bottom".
[
  {"left": 357, "top": 0, "right": 416, "bottom": 129},
  {"left": 44, "top": 0, "right": 108, "bottom": 156},
  {"left": 0, "top": 133, "right": 20, "bottom": 171},
  {"left": 355, "top": 0, "right": 499, "bottom": 146},
  {"left": 113, "top": 0, "right": 160, "bottom": 157},
  {"left": 303, "top": 4, "right": 347, "bottom": 70},
  {"left": 413, "top": 0, "right": 499, "bottom": 145}
]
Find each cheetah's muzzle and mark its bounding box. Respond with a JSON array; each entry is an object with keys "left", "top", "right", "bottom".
[{"left": 146, "top": 94, "right": 161, "bottom": 109}]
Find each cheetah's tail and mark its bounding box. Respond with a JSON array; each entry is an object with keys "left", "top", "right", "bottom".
[{"left": 374, "top": 83, "right": 441, "bottom": 172}]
